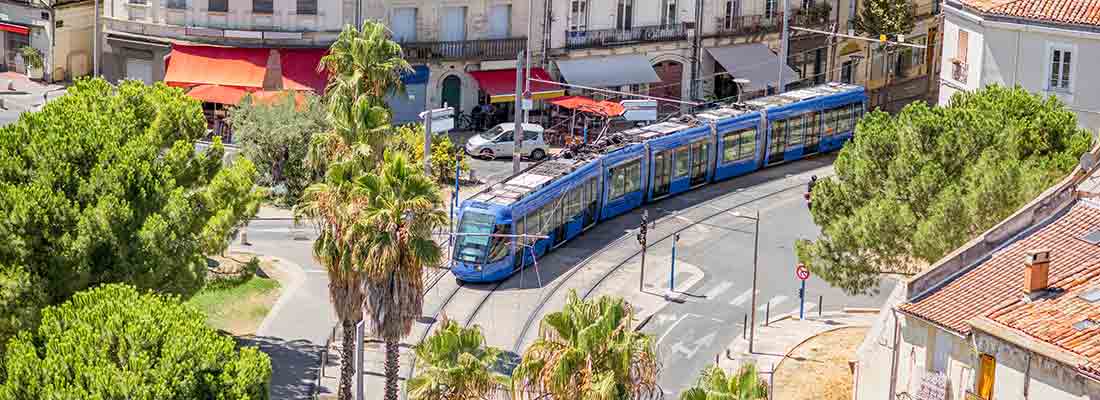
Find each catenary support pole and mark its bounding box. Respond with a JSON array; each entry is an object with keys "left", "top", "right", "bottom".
[
  {"left": 423, "top": 109, "right": 432, "bottom": 176},
  {"left": 513, "top": 51, "right": 525, "bottom": 175},
  {"left": 749, "top": 209, "right": 760, "bottom": 353},
  {"left": 778, "top": 0, "right": 790, "bottom": 93},
  {"left": 355, "top": 321, "right": 364, "bottom": 400},
  {"left": 523, "top": 0, "right": 533, "bottom": 122}
]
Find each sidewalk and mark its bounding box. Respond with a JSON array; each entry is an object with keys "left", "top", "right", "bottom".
[{"left": 719, "top": 310, "right": 877, "bottom": 381}]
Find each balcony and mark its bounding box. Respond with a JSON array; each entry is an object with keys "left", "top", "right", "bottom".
[
  {"left": 951, "top": 60, "right": 968, "bottom": 83},
  {"left": 564, "top": 23, "right": 688, "bottom": 50},
  {"left": 103, "top": 17, "right": 340, "bottom": 47},
  {"left": 401, "top": 37, "right": 526, "bottom": 61},
  {"left": 709, "top": 12, "right": 831, "bottom": 39}
]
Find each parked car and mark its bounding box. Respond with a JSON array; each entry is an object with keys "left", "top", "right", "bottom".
[{"left": 465, "top": 123, "right": 549, "bottom": 161}]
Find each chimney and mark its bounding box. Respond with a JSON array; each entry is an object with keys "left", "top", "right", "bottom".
[{"left": 1024, "top": 249, "right": 1051, "bottom": 294}]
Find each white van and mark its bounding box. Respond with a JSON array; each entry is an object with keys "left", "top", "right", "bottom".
[{"left": 465, "top": 123, "right": 549, "bottom": 161}]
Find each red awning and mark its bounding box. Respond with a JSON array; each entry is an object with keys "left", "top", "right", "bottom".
[
  {"left": 0, "top": 23, "right": 29, "bottom": 36},
  {"left": 187, "top": 84, "right": 254, "bottom": 105},
  {"left": 549, "top": 96, "right": 624, "bottom": 117},
  {"left": 165, "top": 45, "right": 270, "bottom": 89},
  {"left": 279, "top": 49, "right": 327, "bottom": 93},
  {"left": 250, "top": 90, "right": 310, "bottom": 109},
  {"left": 468, "top": 68, "right": 564, "bottom": 104}
]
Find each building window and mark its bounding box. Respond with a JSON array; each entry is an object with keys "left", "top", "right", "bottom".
[
  {"left": 617, "top": 0, "right": 633, "bottom": 30},
  {"left": 976, "top": 354, "right": 995, "bottom": 399},
  {"left": 165, "top": 0, "right": 185, "bottom": 9},
  {"left": 841, "top": 60, "right": 855, "bottom": 83},
  {"left": 440, "top": 6, "right": 467, "bottom": 41},
  {"left": 801, "top": 0, "right": 813, "bottom": 9},
  {"left": 296, "top": 0, "right": 316, "bottom": 15},
  {"left": 723, "top": 0, "right": 739, "bottom": 29},
  {"left": 253, "top": 0, "right": 272, "bottom": 14},
  {"left": 208, "top": 0, "right": 227, "bottom": 12},
  {"left": 488, "top": 5, "right": 511, "bottom": 39},
  {"left": 391, "top": 8, "right": 417, "bottom": 42},
  {"left": 661, "top": 0, "right": 677, "bottom": 27},
  {"left": 569, "top": 0, "right": 588, "bottom": 31},
  {"left": 765, "top": 0, "right": 778, "bottom": 19},
  {"left": 1049, "top": 46, "right": 1073, "bottom": 92}
]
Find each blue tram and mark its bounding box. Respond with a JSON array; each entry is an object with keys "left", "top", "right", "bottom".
[{"left": 451, "top": 83, "right": 866, "bottom": 282}]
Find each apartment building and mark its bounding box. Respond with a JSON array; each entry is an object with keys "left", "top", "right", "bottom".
[
  {"left": 100, "top": 0, "right": 347, "bottom": 89},
  {"left": 0, "top": 0, "right": 94, "bottom": 82},
  {"left": 544, "top": 0, "right": 836, "bottom": 110},
  {"left": 854, "top": 153, "right": 1100, "bottom": 400},
  {"left": 939, "top": 0, "right": 1100, "bottom": 132},
  {"left": 363, "top": 0, "right": 560, "bottom": 123}
]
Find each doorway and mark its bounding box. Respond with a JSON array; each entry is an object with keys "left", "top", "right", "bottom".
[
  {"left": 441, "top": 75, "right": 462, "bottom": 112},
  {"left": 651, "top": 60, "right": 682, "bottom": 102}
]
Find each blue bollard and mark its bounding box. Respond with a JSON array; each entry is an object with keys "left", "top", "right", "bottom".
[
  {"left": 799, "top": 280, "right": 806, "bottom": 320},
  {"left": 669, "top": 233, "right": 679, "bottom": 292}
]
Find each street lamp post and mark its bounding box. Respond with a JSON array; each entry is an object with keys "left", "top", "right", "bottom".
[{"left": 727, "top": 209, "right": 761, "bottom": 354}]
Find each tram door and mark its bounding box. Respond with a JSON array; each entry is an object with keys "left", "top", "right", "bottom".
[
  {"left": 583, "top": 177, "right": 598, "bottom": 227},
  {"left": 803, "top": 112, "right": 821, "bottom": 155},
  {"left": 552, "top": 198, "right": 566, "bottom": 246},
  {"left": 652, "top": 150, "right": 672, "bottom": 198},
  {"left": 767, "top": 118, "right": 788, "bottom": 165},
  {"left": 690, "top": 141, "right": 709, "bottom": 186}
]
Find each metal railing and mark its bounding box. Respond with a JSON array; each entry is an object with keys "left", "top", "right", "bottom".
[
  {"left": 951, "top": 61, "right": 968, "bottom": 84},
  {"left": 564, "top": 23, "right": 688, "bottom": 49},
  {"left": 710, "top": 12, "right": 831, "bottom": 38},
  {"left": 402, "top": 37, "right": 526, "bottom": 61}
]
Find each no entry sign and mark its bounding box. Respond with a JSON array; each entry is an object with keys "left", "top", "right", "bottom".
[{"left": 796, "top": 263, "right": 810, "bottom": 281}]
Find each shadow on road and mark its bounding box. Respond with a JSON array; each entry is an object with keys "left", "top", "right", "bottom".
[{"left": 237, "top": 335, "right": 325, "bottom": 399}]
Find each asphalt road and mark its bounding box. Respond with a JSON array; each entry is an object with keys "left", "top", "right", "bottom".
[{"left": 636, "top": 162, "right": 895, "bottom": 396}]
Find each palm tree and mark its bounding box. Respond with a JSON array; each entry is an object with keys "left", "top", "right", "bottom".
[
  {"left": 680, "top": 364, "right": 769, "bottom": 400},
  {"left": 310, "top": 21, "right": 411, "bottom": 171},
  {"left": 295, "top": 159, "right": 370, "bottom": 400},
  {"left": 355, "top": 151, "right": 447, "bottom": 400},
  {"left": 408, "top": 318, "right": 508, "bottom": 400},
  {"left": 513, "top": 290, "right": 660, "bottom": 400}
]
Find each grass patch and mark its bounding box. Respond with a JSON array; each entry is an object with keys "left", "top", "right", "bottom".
[{"left": 189, "top": 256, "right": 282, "bottom": 336}]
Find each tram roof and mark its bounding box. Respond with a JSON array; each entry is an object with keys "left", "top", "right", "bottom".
[{"left": 467, "top": 82, "right": 864, "bottom": 207}]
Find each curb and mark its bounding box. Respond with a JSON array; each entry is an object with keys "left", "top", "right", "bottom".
[{"left": 256, "top": 254, "right": 309, "bottom": 337}]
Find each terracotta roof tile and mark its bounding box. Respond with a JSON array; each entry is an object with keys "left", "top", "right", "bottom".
[
  {"left": 899, "top": 202, "right": 1100, "bottom": 335},
  {"left": 959, "top": 0, "right": 1100, "bottom": 27}
]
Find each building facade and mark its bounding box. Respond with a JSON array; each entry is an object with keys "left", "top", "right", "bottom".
[
  {"left": 854, "top": 147, "right": 1100, "bottom": 400},
  {"left": 0, "top": 0, "right": 94, "bottom": 82},
  {"left": 99, "top": 0, "right": 349, "bottom": 84},
  {"left": 939, "top": 0, "right": 1100, "bottom": 132}
]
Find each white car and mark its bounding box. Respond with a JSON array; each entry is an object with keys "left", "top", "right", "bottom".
[{"left": 465, "top": 123, "right": 549, "bottom": 161}]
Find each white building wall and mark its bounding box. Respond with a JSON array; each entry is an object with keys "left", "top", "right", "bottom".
[
  {"left": 106, "top": 0, "right": 349, "bottom": 31},
  {"left": 939, "top": 3, "right": 1100, "bottom": 132}
]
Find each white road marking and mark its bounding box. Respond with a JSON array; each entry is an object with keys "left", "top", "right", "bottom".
[
  {"left": 669, "top": 331, "right": 717, "bottom": 359},
  {"left": 657, "top": 314, "right": 692, "bottom": 346},
  {"left": 704, "top": 281, "right": 734, "bottom": 299},
  {"left": 758, "top": 295, "right": 789, "bottom": 311},
  {"left": 729, "top": 289, "right": 754, "bottom": 306}
]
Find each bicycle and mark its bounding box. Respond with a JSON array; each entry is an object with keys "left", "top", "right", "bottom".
[{"left": 453, "top": 111, "right": 477, "bottom": 131}]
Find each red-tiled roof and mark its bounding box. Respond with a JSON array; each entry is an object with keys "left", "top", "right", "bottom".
[
  {"left": 960, "top": 0, "right": 1100, "bottom": 27},
  {"left": 899, "top": 202, "right": 1100, "bottom": 335},
  {"left": 985, "top": 258, "right": 1100, "bottom": 368}
]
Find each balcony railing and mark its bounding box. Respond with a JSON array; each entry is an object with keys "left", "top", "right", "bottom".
[
  {"left": 402, "top": 37, "right": 526, "bottom": 61},
  {"left": 565, "top": 23, "right": 688, "bottom": 50},
  {"left": 710, "top": 12, "right": 830, "bottom": 38},
  {"left": 951, "top": 61, "right": 968, "bottom": 83}
]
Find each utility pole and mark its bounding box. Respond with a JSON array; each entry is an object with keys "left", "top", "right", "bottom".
[
  {"left": 636, "top": 210, "right": 649, "bottom": 292},
  {"left": 778, "top": 0, "right": 790, "bottom": 94},
  {"left": 523, "top": 0, "right": 533, "bottom": 122},
  {"left": 512, "top": 51, "right": 525, "bottom": 175}
]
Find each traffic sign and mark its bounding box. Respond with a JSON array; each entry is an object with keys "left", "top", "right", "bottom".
[
  {"left": 419, "top": 107, "right": 455, "bottom": 133},
  {"left": 621, "top": 99, "right": 658, "bottom": 121},
  {"left": 796, "top": 263, "right": 810, "bottom": 281}
]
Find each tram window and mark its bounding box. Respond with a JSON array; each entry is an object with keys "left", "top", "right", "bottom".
[
  {"left": 787, "top": 115, "right": 804, "bottom": 146},
  {"left": 624, "top": 161, "right": 641, "bottom": 195},
  {"left": 737, "top": 128, "right": 756, "bottom": 161},
  {"left": 675, "top": 147, "right": 690, "bottom": 178},
  {"left": 568, "top": 188, "right": 582, "bottom": 219},
  {"left": 807, "top": 112, "right": 820, "bottom": 140},
  {"left": 722, "top": 132, "right": 738, "bottom": 163},
  {"left": 654, "top": 150, "right": 671, "bottom": 189},
  {"left": 486, "top": 224, "right": 511, "bottom": 263},
  {"left": 824, "top": 108, "right": 838, "bottom": 134},
  {"left": 515, "top": 216, "right": 526, "bottom": 239}
]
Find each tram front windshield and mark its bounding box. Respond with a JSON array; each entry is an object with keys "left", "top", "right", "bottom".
[{"left": 453, "top": 212, "right": 510, "bottom": 264}]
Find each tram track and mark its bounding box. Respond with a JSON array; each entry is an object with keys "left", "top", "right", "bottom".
[{"left": 509, "top": 176, "right": 814, "bottom": 354}]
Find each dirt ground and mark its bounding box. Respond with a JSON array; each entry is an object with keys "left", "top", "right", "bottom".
[
  {"left": 772, "top": 327, "right": 869, "bottom": 400},
  {"left": 191, "top": 252, "right": 285, "bottom": 335}
]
